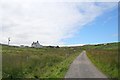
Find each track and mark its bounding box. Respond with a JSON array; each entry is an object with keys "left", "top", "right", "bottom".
[{"left": 65, "top": 51, "right": 107, "bottom": 78}]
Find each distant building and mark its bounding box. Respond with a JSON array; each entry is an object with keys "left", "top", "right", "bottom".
[
  {"left": 103, "top": 43, "right": 107, "bottom": 45},
  {"left": 20, "top": 45, "right": 25, "bottom": 48},
  {"left": 31, "top": 41, "right": 43, "bottom": 48},
  {"left": 20, "top": 45, "right": 29, "bottom": 48}
]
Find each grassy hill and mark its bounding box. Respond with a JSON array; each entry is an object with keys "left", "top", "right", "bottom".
[
  {"left": 2, "top": 45, "right": 81, "bottom": 79},
  {"left": 82, "top": 42, "right": 119, "bottom": 79}
]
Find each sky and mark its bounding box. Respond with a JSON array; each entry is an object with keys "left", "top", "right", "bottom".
[{"left": 0, "top": 0, "right": 119, "bottom": 46}]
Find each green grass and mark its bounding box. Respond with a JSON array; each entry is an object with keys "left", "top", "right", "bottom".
[
  {"left": 2, "top": 42, "right": 119, "bottom": 79},
  {"left": 2, "top": 45, "right": 81, "bottom": 79},
  {"left": 84, "top": 42, "right": 119, "bottom": 79}
]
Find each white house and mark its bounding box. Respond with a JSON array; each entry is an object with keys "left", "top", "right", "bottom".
[{"left": 31, "top": 41, "right": 43, "bottom": 48}]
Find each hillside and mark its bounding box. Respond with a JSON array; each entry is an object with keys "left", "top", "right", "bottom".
[
  {"left": 82, "top": 42, "right": 119, "bottom": 78},
  {"left": 1, "top": 42, "right": 119, "bottom": 79}
]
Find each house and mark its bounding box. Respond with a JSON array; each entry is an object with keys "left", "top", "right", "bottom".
[{"left": 31, "top": 41, "right": 43, "bottom": 48}]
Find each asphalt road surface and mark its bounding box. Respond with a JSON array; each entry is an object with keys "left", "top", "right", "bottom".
[{"left": 65, "top": 51, "right": 107, "bottom": 78}]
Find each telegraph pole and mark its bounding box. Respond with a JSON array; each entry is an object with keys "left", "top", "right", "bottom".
[{"left": 8, "top": 37, "right": 10, "bottom": 45}]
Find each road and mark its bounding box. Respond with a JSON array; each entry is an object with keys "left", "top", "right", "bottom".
[{"left": 65, "top": 51, "right": 107, "bottom": 78}]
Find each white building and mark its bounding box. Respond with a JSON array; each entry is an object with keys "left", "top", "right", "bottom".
[{"left": 31, "top": 41, "right": 43, "bottom": 48}]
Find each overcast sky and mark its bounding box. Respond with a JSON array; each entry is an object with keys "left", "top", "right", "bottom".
[{"left": 0, "top": 0, "right": 118, "bottom": 46}]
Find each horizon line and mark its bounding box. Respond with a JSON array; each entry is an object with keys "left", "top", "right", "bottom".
[{"left": 0, "top": 41, "right": 118, "bottom": 47}]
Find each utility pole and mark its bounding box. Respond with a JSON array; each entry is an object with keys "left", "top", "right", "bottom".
[{"left": 8, "top": 37, "right": 10, "bottom": 45}]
